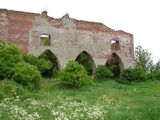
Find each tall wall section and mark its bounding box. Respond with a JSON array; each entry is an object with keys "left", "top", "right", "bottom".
[{"left": 0, "top": 9, "right": 135, "bottom": 69}]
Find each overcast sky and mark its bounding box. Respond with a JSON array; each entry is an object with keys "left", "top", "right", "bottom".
[{"left": 0, "top": 0, "right": 160, "bottom": 62}]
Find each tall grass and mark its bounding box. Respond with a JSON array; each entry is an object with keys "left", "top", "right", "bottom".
[{"left": 0, "top": 79, "right": 160, "bottom": 120}]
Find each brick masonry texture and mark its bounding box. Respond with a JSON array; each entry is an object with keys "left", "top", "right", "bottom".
[{"left": 0, "top": 9, "right": 135, "bottom": 70}]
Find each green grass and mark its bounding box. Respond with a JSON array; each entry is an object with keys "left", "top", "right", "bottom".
[{"left": 0, "top": 79, "right": 160, "bottom": 120}]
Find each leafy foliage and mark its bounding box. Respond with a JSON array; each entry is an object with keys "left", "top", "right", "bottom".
[
  {"left": 75, "top": 52, "right": 93, "bottom": 76},
  {"left": 96, "top": 65, "right": 113, "bottom": 79},
  {"left": 58, "top": 60, "right": 93, "bottom": 88},
  {"left": 22, "top": 53, "right": 52, "bottom": 76},
  {"left": 0, "top": 80, "right": 28, "bottom": 100},
  {"left": 135, "top": 46, "right": 154, "bottom": 72},
  {"left": 120, "top": 67, "right": 147, "bottom": 82},
  {"left": 148, "top": 60, "right": 160, "bottom": 80},
  {"left": 0, "top": 44, "right": 23, "bottom": 79},
  {"left": 40, "top": 36, "right": 50, "bottom": 46},
  {"left": 109, "top": 65, "right": 121, "bottom": 78},
  {"left": 39, "top": 50, "right": 59, "bottom": 78},
  {"left": 12, "top": 63, "right": 42, "bottom": 90}
]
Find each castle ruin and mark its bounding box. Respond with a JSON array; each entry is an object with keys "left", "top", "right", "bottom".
[{"left": 0, "top": 9, "right": 135, "bottom": 73}]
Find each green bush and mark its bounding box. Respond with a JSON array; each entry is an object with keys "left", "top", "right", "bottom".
[
  {"left": 109, "top": 64, "right": 121, "bottom": 78},
  {"left": 148, "top": 60, "right": 160, "bottom": 80},
  {"left": 120, "top": 69, "right": 134, "bottom": 82},
  {"left": 75, "top": 52, "right": 93, "bottom": 76},
  {"left": 39, "top": 50, "right": 59, "bottom": 78},
  {"left": 148, "top": 71, "right": 160, "bottom": 80},
  {"left": 0, "top": 80, "right": 29, "bottom": 100},
  {"left": 58, "top": 60, "right": 93, "bottom": 88},
  {"left": 120, "top": 67, "right": 147, "bottom": 82},
  {"left": 12, "top": 62, "right": 42, "bottom": 90},
  {"left": 22, "top": 53, "right": 52, "bottom": 76},
  {"left": 96, "top": 65, "right": 113, "bottom": 79},
  {"left": 0, "top": 44, "right": 23, "bottom": 79}
]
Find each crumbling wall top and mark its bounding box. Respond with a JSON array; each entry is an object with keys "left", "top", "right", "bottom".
[{"left": 0, "top": 9, "right": 133, "bottom": 37}]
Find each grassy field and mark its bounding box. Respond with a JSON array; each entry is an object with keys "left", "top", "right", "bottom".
[{"left": 0, "top": 79, "right": 160, "bottom": 120}]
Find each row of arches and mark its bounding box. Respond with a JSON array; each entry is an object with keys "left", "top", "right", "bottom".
[{"left": 38, "top": 50, "right": 124, "bottom": 77}]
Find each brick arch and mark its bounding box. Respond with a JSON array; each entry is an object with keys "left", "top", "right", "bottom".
[
  {"left": 39, "top": 49, "right": 61, "bottom": 68},
  {"left": 75, "top": 51, "right": 96, "bottom": 76},
  {"left": 106, "top": 52, "right": 124, "bottom": 71}
]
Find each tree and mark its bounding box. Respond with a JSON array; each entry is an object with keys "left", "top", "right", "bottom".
[
  {"left": 135, "top": 46, "right": 154, "bottom": 72},
  {"left": 155, "top": 60, "right": 160, "bottom": 71},
  {"left": 148, "top": 60, "right": 160, "bottom": 80}
]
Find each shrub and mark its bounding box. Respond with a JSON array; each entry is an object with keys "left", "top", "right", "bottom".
[
  {"left": 58, "top": 60, "right": 93, "bottom": 88},
  {"left": 75, "top": 52, "right": 93, "bottom": 76},
  {"left": 12, "top": 62, "right": 42, "bottom": 90},
  {"left": 0, "top": 80, "right": 28, "bottom": 100},
  {"left": 120, "top": 67, "right": 147, "bottom": 82},
  {"left": 96, "top": 65, "right": 113, "bottom": 79},
  {"left": 109, "top": 64, "right": 121, "bottom": 78},
  {"left": 22, "top": 53, "right": 52, "bottom": 76},
  {"left": 148, "top": 60, "right": 160, "bottom": 80},
  {"left": 148, "top": 71, "right": 160, "bottom": 80},
  {"left": 120, "top": 69, "right": 134, "bottom": 82},
  {"left": 0, "top": 44, "right": 23, "bottom": 79},
  {"left": 39, "top": 50, "right": 59, "bottom": 78}
]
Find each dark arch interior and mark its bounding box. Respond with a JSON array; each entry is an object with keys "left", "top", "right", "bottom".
[
  {"left": 39, "top": 50, "right": 59, "bottom": 78},
  {"left": 75, "top": 51, "right": 95, "bottom": 76},
  {"left": 106, "top": 53, "right": 123, "bottom": 78}
]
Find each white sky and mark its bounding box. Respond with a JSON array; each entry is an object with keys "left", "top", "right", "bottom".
[{"left": 0, "top": 0, "right": 160, "bottom": 62}]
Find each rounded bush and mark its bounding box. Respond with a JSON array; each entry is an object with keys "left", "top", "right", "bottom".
[
  {"left": 58, "top": 60, "right": 93, "bottom": 88},
  {"left": 96, "top": 65, "right": 113, "bottom": 79},
  {"left": 0, "top": 44, "right": 23, "bottom": 79},
  {"left": 148, "top": 71, "right": 160, "bottom": 80},
  {"left": 120, "top": 67, "right": 147, "bottom": 82},
  {"left": 12, "top": 63, "right": 42, "bottom": 90},
  {"left": 120, "top": 69, "right": 134, "bottom": 82}
]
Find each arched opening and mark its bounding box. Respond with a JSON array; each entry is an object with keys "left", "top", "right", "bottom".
[
  {"left": 111, "top": 40, "right": 120, "bottom": 51},
  {"left": 40, "top": 34, "right": 51, "bottom": 46},
  {"left": 38, "top": 50, "right": 59, "bottom": 78},
  {"left": 75, "top": 51, "right": 96, "bottom": 76},
  {"left": 106, "top": 53, "right": 124, "bottom": 78}
]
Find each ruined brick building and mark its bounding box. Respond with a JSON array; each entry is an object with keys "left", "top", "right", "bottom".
[{"left": 0, "top": 9, "right": 135, "bottom": 73}]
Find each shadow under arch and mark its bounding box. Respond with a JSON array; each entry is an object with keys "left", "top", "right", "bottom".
[
  {"left": 106, "top": 52, "right": 124, "bottom": 78},
  {"left": 75, "top": 51, "right": 96, "bottom": 76},
  {"left": 38, "top": 49, "right": 60, "bottom": 78}
]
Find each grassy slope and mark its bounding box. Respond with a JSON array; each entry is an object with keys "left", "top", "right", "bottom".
[
  {"left": 38, "top": 79, "right": 160, "bottom": 120},
  {"left": 0, "top": 79, "right": 160, "bottom": 120}
]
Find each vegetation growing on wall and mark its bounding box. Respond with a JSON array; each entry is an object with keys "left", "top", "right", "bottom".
[{"left": 40, "top": 34, "right": 51, "bottom": 46}]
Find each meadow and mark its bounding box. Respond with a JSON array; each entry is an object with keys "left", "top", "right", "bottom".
[{"left": 0, "top": 79, "right": 160, "bottom": 120}]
